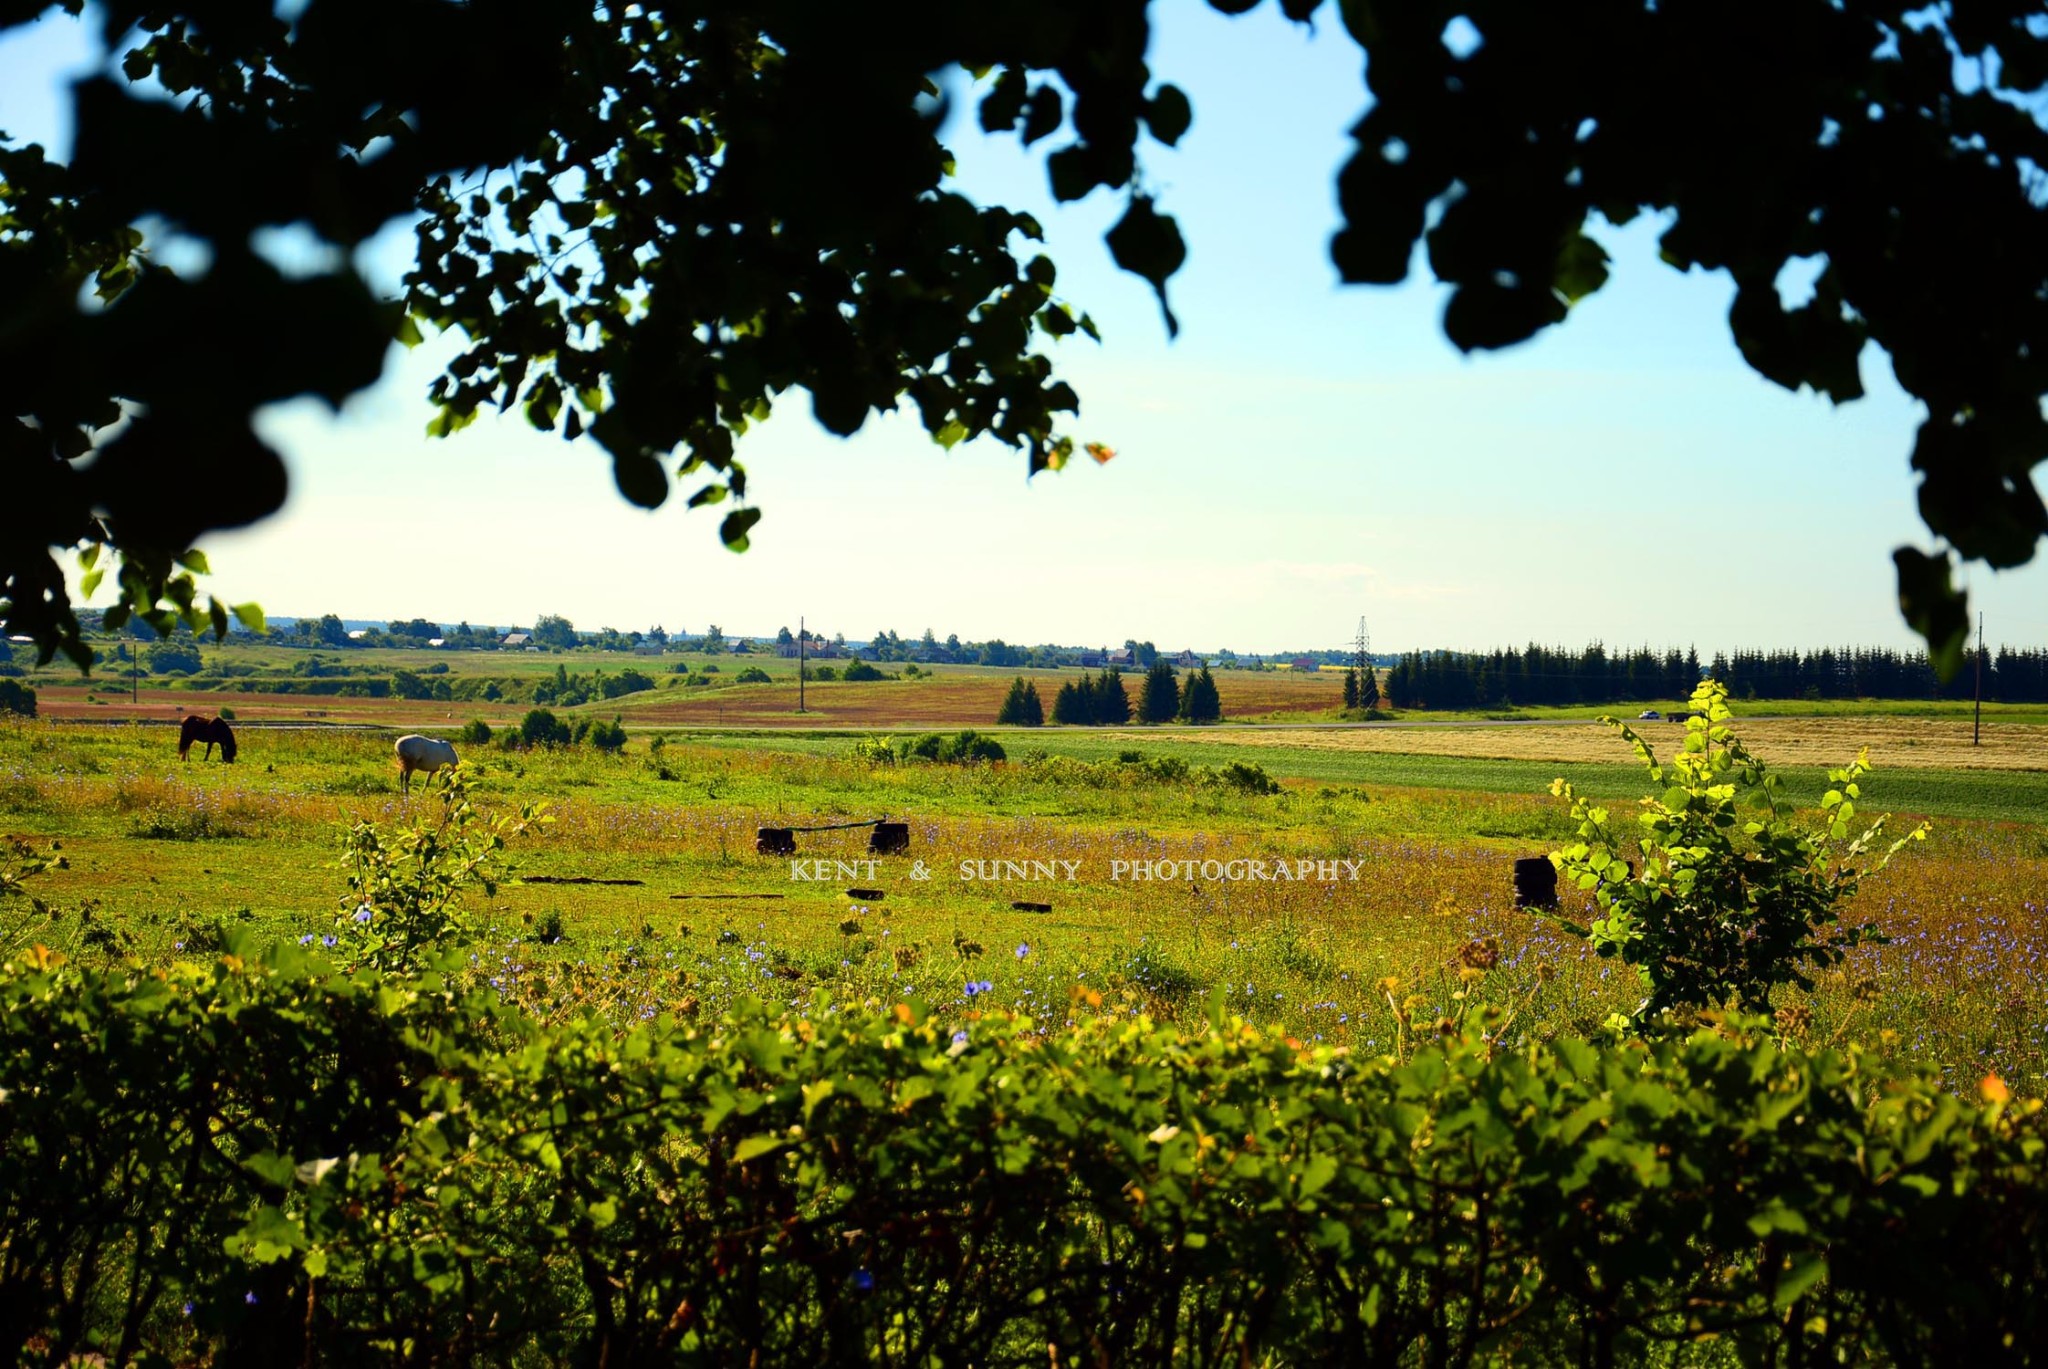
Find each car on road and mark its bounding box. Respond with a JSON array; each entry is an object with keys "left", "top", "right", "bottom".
[{"left": 1637, "top": 709, "right": 1661, "bottom": 720}]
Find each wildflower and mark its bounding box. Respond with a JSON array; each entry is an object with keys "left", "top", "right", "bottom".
[
  {"left": 322, "top": 935, "right": 337, "bottom": 948},
  {"left": 298, "top": 934, "right": 314, "bottom": 946},
  {"left": 952, "top": 1029, "right": 970, "bottom": 1045},
  {"left": 851, "top": 1269, "right": 875, "bottom": 1293},
  {"left": 1015, "top": 942, "right": 1030, "bottom": 959},
  {"left": 182, "top": 1302, "right": 193, "bottom": 1317},
  {"left": 353, "top": 904, "right": 373, "bottom": 923},
  {"left": 244, "top": 1292, "right": 258, "bottom": 1305}
]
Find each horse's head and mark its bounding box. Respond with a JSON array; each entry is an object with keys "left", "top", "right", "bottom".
[{"left": 218, "top": 726, "right": 238, "bottom": 763}]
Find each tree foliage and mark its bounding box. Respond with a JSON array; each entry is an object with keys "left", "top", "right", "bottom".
[
  {"left": 1177, "top": 665, "right": 1221, "bottom": 723},
  {"left": 5, "top": 1, "right": 2045, "bottom": 668},
  {"left": 1137, "top": 661, "right": 1179, "bottom": 723}
]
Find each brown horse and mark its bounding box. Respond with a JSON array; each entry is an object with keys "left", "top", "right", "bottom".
[{"left": 178, "top": 714, "right": 237, "bottom": 763}]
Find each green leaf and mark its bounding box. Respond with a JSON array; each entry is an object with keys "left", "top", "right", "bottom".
[
  {"left": 732, "top": 1134, "right": 786, "bottom": 1164},
  {"left": 1147, "top": 84, "right": 1193, "bottom": 146},
  {"left": 1893, "top": 547, "right": 1969, "bottom": 679},
  {"left": 612, "top": 453, "right": 668, "bottom": 509},
  {"left": 80, "top": 567, "right": 104, "bottom": 600},
  {"left": 1773, "top": 1252, "right": 1828, "bottom": 1309},
  {"left": 175, "top": 549, "right": 210, "bottom": 575},
  {"left": 232, "top": 602, "right": 267, "bottom": 633},
  {"left": 1105, "top": 196, "right": 1187, "bottom": 338},
  {"left": 721, "top": 507, "right": 763, "bottom": 552},
  {"left": 1552, "top": 231, "right": 1610, "bottom": 303},
  {"left": 395, "top": 313, "right": 425, "bottom": 348}
]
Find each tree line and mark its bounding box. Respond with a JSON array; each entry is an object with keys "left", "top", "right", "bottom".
[
  {"left": 1380, "top": 644, "right": 2048, "bottom": 710},
  {"left": 999, "top": 664, "right": 1223, "bottom": 726}
]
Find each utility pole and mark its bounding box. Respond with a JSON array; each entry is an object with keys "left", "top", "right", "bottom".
[
  {"left": 797, "top": 614, "right": 806, "bottom": 715},
  {"left": 1973, "top": 610, "right": 1984, "bottom": 747},
  {"left": 1353, "top": 615, "right": 1375, "bottom": 711}
]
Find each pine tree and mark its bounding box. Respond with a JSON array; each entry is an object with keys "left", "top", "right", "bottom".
[
  {"left": 1359, "top": 662, "right": 1380, "bottom": 711},
  {"left": 1181, "top": 665, "right": 1222, "bottom": 723},
  {"left": 996, "top": 677, "right": 1030, "bottom": 725},
  {"left": 1343, "top": 668, "right": 1360, "bottom": 710},
  {"left": 1051, "top": 679, "right": 1089, "bottom": 725},
  {"left": 1097, "top": 668, "right": 1131, "bottom": 724},
  {"left": 1138, "top": 662, "right": 1178, "bottom": 722},
  {"left": 1021, "top": 681, "right": 1044, "bottom": 726}
]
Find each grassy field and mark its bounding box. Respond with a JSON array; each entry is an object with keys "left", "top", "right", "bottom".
[{"left": 3, "top": 709, "right": 2043, "bottom": 1096}]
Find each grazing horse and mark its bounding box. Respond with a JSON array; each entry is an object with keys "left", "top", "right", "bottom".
[
  {"left": 394, "top": 734, "right": 458, "bottom": 793},
  {"left": 177, "top": 715, "right": 237, "bottom": 763}
]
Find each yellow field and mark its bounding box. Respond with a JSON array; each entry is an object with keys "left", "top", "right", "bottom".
[{"left": 1107, "top": 717, "right": 2048, "bottom": 772}]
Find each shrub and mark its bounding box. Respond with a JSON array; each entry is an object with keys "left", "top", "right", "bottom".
[
  {"left": 0, "top": 679, "right": 37, "bottom": 718},
  {"left": 848, "top": 737, "right": 898, "bottom": 766},
  {"left": 216, "top": 706, "right": 236, "bottom": 721},
  {"left": 333, "top": 768, "right": 548, "bottom": 973},
  {"left": 735, "top": 666, "right": 772, "bottom": 684},
  {"left": 586, "top": 717, "right": 628, "bottom": 753},
  {"left": 2, "top": 966, "right": 2043, "bottom": 1366},
  {"left": 458, "top": 719, "right": 493, "bottom": 746},
  {"left": 942, "top": 729, "right": 1005, "bottom": 764},
  {"left": 600, "top": 669, "right": 656, "bottom": 699},
  {"left": 806, "top": 666, "right": 837, "bottom": 681},
  {"left": 145, "top": 641, "right": 204, "bottom": 676},
  {"left": 897, "top": 730, "right": 1006, "bottom": 764},
  {"left": 519, "top": 708, "right": 572, "bottom": 748},
  {"left": 390, "top": 668, "right": 435, "bottom": 700},
  {"left": 841, "top": 660, "right": 884, "bottom": 682},
  {"left": 1548, "top": 680, "right": 1928, "bottom": 1019},
  {"left": 1203, "top": 760, "right": 1280, "bottom": 795}
]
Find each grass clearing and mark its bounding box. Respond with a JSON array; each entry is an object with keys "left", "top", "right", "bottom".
[{"left": 4, "top": 713, "right": 2044, "bottom": 1094}]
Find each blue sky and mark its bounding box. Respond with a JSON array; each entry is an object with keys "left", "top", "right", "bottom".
[{"left": 5, "top": 4, "right": 2044, "bottom": 652}]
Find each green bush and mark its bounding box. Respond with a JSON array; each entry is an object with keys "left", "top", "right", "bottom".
[
  {"left": 586, "top": 716, "right": 628, "bottom": 753},
  {"left": 519, "top": 708, "right": 572, "bottom": 748},
  {"left": 897, "top": 730, "right": 1005, "bottom": 764},
  {"left": 0, "top": 679, "right": 36, "bottom": 718},
  {"left": 1203, "top": 759, "right": 1280, "bottom": 795},
  {"left": 735, "top": 666, "right": 772, "bottom": 684},
  {"left": 2, "top": 954, "right": 2043, "bottom": 1365},
  {"left": 1549, "top": 680, "right": 1927, "bottom": 1019},
  {"left": 145, "top": 641, "right": 204, "bottom": 676},
  {"left": 457, "top": 719, "right": 493, "bottom": 746},
  {"left": 599, "top": 669, "right": 656, "bottom": 699},
  {"left": 848, "top": 737, "right": 898, "bottom": 766},
  {"left": 840, "top": 660, "right": 885, "bottom": 682}
]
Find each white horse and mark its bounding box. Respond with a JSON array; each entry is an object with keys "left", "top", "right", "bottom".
[{"left": 394, "top": 734, "right": 458, "bottom": 793}]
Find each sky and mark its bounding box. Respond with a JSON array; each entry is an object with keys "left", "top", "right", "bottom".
[{"left": 4, "top": 5, "right": 2045, "bottom": 653}]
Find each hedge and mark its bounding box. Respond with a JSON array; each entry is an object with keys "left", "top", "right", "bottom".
[{"left": 3, "top": 942, "right": 2043, "bottom": 1365}]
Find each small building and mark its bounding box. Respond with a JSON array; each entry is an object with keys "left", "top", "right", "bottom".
[
  {"left": 347, "top": 628, "right": 369, "bottom": 641},
  {"left": 632, "top": 643, "right": 665, "bottom": 656},
  {"left": 501, "top": 632, "right": 532, "bottom": 649},
  {"left": 1108, "top": 648, "right": 1136, "bottom": 667},
  {"left": 1174, "top": 650, "right": 1201, "bottom": 668},
  {"left": 427, "top": 638, "right": 446, "bottom": 648},
  {"left": 1079, "top": 650, "right": 1106, "bottom": 668},
  {"left": 1290, "top": 656, "right": 1318, "bottom": 671}
]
